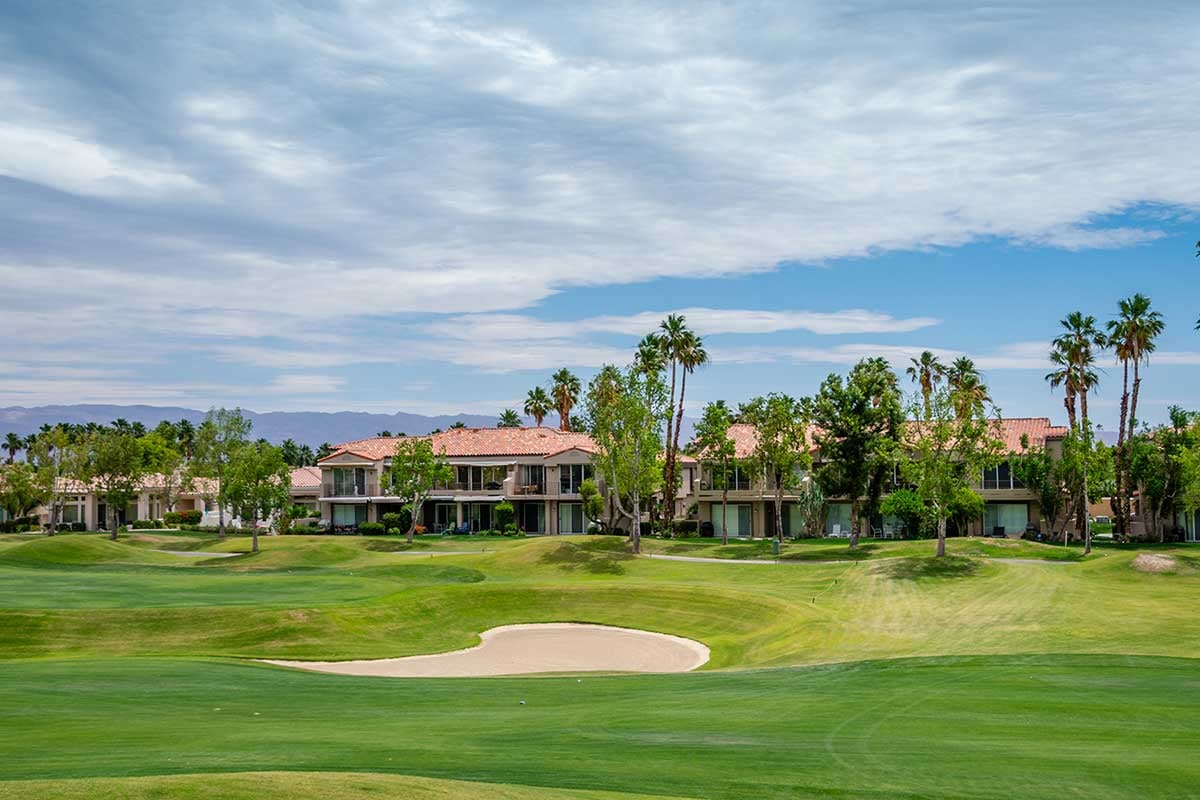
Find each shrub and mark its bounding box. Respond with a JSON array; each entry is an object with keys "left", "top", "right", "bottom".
[
  {"left": 357, "top": 521, "right": 386, "bottom": 535},
  {"left": 179, "top": 510, "right": 202, "bottom": 525},
  {"left": 162, "top": 511, "right": 182, "bottom": 526},
  {"left": 71, "top": 521, "right": 87, "bottom": 532},
  {"left": 386, "top": 527, "right": 401, "bottom": 536},
  {"left": 504, "top": 522, "right": 518, "bottom": 534},
  {"left": 381, "top": 509, "right": 412, "bottom": 532},
  {"left": 0, "top": 516, "right": 38, "bottom": 533},
  {"left": 670, "top": 519, "right": 698, "bottom": 536},
  {"left": 130, "top": 519, "right": 156, "bottom": 530},
  {"left": 494, "top": 502, "right": 515, "bottom": 530}
]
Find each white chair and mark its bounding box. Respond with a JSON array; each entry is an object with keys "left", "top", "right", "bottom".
[{"left": 831, "top": 523, "right": 842, "bottom": 538}]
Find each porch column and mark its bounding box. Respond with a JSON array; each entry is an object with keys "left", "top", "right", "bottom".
[
  {"left": 549, "top": 500, "right": 558, "bottom": 535},
  {"left": 455, "top": 502, "right": 464, "bottom": 526},
  {"left": 137, "top": 493, "right": 150, "bottom": 521}
]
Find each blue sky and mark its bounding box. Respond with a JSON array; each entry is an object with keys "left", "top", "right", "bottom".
[{"left": 0, "top": 1, "right": 1197, "bottom": 430}]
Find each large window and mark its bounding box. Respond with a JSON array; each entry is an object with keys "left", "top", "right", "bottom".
[
  {"left": 457, "top": 465, "right": 507, "bottom": 491},
  {"left": 982, "top": 462, "right": 1024, "bottom": 490},
  {"left": 332, "top": 504, "right": 366, "bottom": 528},
  {"left": 825, "top": 503, "right": 853, "bottom": 536},
  {"left": 559, "top": 502, "right": 585, "bottom": 534},
  {"left": 332, "top": 468, "right": 366, "bottom": 496},
  {"left": 468, "top": 503, "right": 493, "bottom": 531},
  {"left": 433, "top": 503, "right": 455, "bottom": 531},
  {"left": 708, "top": 465, "right": 750, "bottom": 491},
  {"left": 560, "top": 464, "right": 594, "bottom": 494},
  {"left": 984, "top": 503, "right": 1028, "bottom": 535},
  {"left": 521, "top": 465, "right": 545, "bottom": 492},
  {"left": 522, "top": 502, "right": 546, "bottom": 533},
  {"left": 711, "top": 503, "right": 752, "bottom": 538}
]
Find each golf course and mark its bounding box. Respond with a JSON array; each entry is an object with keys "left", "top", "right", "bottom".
[{"left": 1, "top": 531, "right": 1198, "bottom": 799}]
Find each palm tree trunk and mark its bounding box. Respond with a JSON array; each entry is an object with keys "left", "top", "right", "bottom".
[
  {"left": 667, "top": 369, "right": 689, "bottom": 523},
  {"left": 1115, "top": 359, "right": 1131, "bottom": 535},
  {"left": 1081, "top": 389, "right": 1092, "bottom": 556},
  {"left": 663, "top": 359, "right": 678, "bottom": 526},
  {"left": 721, "top": 483, "right": 729, "bottom": 546}
]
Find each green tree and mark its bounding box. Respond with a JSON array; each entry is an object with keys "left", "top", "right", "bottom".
[
  {"left": 279, "top": 439, "right": 302, "bottom": 467},
  {"left": 584, "top": 364, "right": 666, "bottom": 553},
  {"left": 316, "top": 442, "right": 334, "bottom": 461},
  {"left": 28, "top": 425, "right": 85, "bottom": 535},
  {"left": 898, "top": 388, "right": 1002, "bottom": 557},
  {"left": 224, "top": 441, "right": 291, "bottom": 553},
  {"left": 880, "top": 488, "right": 926, "bottom": 537},
  {"left": 657, "top": 317, "right": 708, "bottom": 523},
  {"left": 524, "top": 387, "right": 552, "bottom": 427},
  {"left": 809, "top": 358, "right": 904, "bottom": 547},
  {"left": 1130, "top": 407, "right": 1197, "bottom": 542},
  {"left": 0, "top": 462, "right": 49, "bottom": 525},
  {"left": 579, "top": 478, "right": 605, "bottom": 532},
  {"left": 1107, "top": 294, "right": 1165, "bottom": 535},
  {"left": 906, "top": 350, "right": 946, "bottom": 418},
  {"left": 85, "top": 429, "right": 147, "bottom": 540},
  {"left": 693, "top": 400, "right": 737, "bottom": 544},
  {"left": 1013, "top": 434, "right": 1068, "bottom": 539},
  {"left": 497, "top": 409, "right": 522, "bottom": 428},
  {"left": 381, "top": 438, "right": 454, "bottom": 543},
  {"left": 551, "top": 369, "right": 582, "bottom": 432},
  {"left": 4, "top": 432, "right": 24, "bottom": 464},
  {"left": 738, "top": 393, "right": 811, "bottom": 544},
  {"left": 794, "top": 478, "right": 826, "bottom": 538},
  {"left": 946, "top": 357, "right": 991, "bottom": 420},
  {"left": 190, "top": 408, "right": 252, "bottom": 538},
  {"left": 138, "top": 432, "right": 190, "bottom": 516}
]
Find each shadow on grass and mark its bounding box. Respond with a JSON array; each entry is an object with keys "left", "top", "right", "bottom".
[
  {"left": 779, "top": 542, "right": 882, "bottom": 562},
  {"left": 538, "top": 538, "right": 633, "bottom": 575},
  {"left": 876, "top": 556, "right": 980, "bottom": 581},
  {"left": 363, "top": 539, "right": 431, "bottom": 552}
]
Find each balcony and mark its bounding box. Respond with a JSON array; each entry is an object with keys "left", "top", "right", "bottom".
[
  {"left": 322, "top": 481, "right": 379, "bottom": 498},
  {"left": 512, "top": 483, "right": 544, "bottom": 496}
]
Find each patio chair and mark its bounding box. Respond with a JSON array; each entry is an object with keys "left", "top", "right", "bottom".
[{"left": 831, "top": 523, "right": 842, "bottom": 538}]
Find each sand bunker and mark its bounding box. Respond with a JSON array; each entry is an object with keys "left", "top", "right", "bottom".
[
  {"left": 261, "top": 623, "right": 710, "bottom": 677},
  {"left": 1132, "top": 553, "right": 1178, "bottom": 573}
]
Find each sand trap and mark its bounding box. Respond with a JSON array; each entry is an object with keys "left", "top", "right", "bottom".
[
  {"left": 261, "top": 623, "right": 710, "bottom": 677},
  {"left": 1132, "top": 553, "right": 1178, "bottom": 573}
]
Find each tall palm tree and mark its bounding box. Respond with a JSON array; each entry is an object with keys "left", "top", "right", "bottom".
[
  {"left": 1045, "top": 345, "right": 1078, "bottom": 431},
  {"left": 3, "top": 432, "right": 23, "bottom": 464},
  {"left": 551, "top": 369, "right": 582, "bottom": 432},
  {"left": 1052, "top": 311, "right": 1105, "bottom": 552},
  {"left": 657, "top": 315, "right": 700, "bottom": 522},
  {"left": 524, "top": 387, "right": 552, "bottom": 427},
  {"left": 946, "top": 357, "right": 989, "bottom": 419},
  {"left": 497, "top": 409, "right": 522, "bottom": 428},
  {"left": 906, "top": 350, "right": 946, "bottom": 418},
  {"left": 1107, "top": 294, "right": 1165, "bottom": 535},
  {"left": 671, "top": 330, "right": 709, "bottom": 499},
  {"left": 635, "top": 333, "right": 666, "bottom": 378}
]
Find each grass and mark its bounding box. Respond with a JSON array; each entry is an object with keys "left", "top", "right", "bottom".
[{"left": 2, "top": 533, "right": 1199, "bottom": 798}]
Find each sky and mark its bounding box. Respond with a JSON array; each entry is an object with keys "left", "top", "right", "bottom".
[{"left": 1, "top": 1, "right": 1197, "bottom": 431}]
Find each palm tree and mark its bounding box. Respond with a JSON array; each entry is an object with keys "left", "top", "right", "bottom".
[
  {"left": 176, "top": 419, "right": 195, "bottom": 459},
  {"left": 551, "top": 369, "right": 582, "bottom": 432},
  {"left": 377, "top": 430, "right": 393, "bottom": 438},
  {"left": 1045, "top": 345, "right": 1078, "bottom": 431},
  {"left": 635, "top": 333, "right": 666, "bottom": 377},
  {"left": 1107, "top": 294, "right": 1165, "bottom": 535},
  {"left": 658, "top": 316, "right": 706, "bottom": 521},
  {"left": 946, "top": 357, "right": 990, "bottom": 419},
  {"left": 906, "top": 350, "right": 946, "bottom": 418},
  {"left": 449, "top": 421, "right": 467, "bottom": 430},
  {"left": 497, "top": 409, "right": 522, "bottom": 428},
  {"left": 524, "top": 387, "right": 552, "bottom": 427},
  {"left": 671, "top": 330, "right": 709, "bottom": 503},
  {"left": 1052, "top": 311, "right": 1105, "bottom": 552},
  {"left": 3, "top": 432, "right": 23, "bottom": 464}
]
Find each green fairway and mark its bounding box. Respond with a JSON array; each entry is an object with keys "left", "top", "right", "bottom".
[{"left": 2, "top": 533, "right": 1198, "bottom": 798}]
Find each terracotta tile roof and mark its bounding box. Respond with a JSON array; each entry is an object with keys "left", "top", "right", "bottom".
[
  {"left": 321, "top": 427, "right": 598, "bottom": 462},
  {"left": 52, "top": 474, "right": 219, "bottom": 495},
  {"left": 699, "top": 418, "right": 1066, "bottom": 461},
  {"left": 290, "top": 466, "right": 323, "bottom": 489}
]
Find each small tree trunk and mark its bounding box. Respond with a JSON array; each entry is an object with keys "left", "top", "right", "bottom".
[
  {"left": 936, "top": 516, "right": 947, "bottom": 557},
  {"left": 252, "top": 518, "right": 260, "bottom": 553},
  {"left": 631, "top": 489, "right": 642, "bottom": 555},
  {"left": 848, "top": 498, "right": 860, "bottom": 549},
  {"left": 774, "top": 486, "right": 784, "bottom": 543},
  {"left": 721, "top": 485, "right": 729, "bottom": 546},
  {"left": 407, "top": 499, "right": 418, "bottom": 544},
  {"left": 47, "top": 501, "right": 57, "bottom": 536}
]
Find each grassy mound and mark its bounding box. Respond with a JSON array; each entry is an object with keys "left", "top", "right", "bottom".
[{"left": 0, "top": 536, "right": 183, "bottom": 568}]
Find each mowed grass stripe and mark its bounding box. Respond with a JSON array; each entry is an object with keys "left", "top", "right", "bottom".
[{"left": 0, "top": 655, "right": 1197, "bottom": 799}]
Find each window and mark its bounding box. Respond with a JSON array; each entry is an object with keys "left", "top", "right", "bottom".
[
  {"left": 461, "top": 465, "right": 506, "bottom": 491},
  {"left": 469, "top": 503, "right": 493, "bottom": 531},
  {"left": 560, "top": 464, "right": 593, "bottom": 494},
  {"left": 825, "top": 503, "right": 853, "bottom": 535},
  {"left": 332, "top": 504, "right": 366, "bottom": 528},
  {"left": 711, "top": 504, "right": 752, "bottom": 538},
  {"left": 332, "top": 468, "right": 365, "bottom": 496},
  {"left": 522, "top": 502, "right": 546, "bottom": 533},
  {"left": 61, "top": 504, "right": 81, "bottom": 524},
  {"left": 521, "top": 465, "right": 545, "bottom": 491},
  {"left": 433, "top": 503, "right": 455, "bottom": 530},
  {"left": 982, "top": 461, "right": 1024, "bottom": 490},
  {"left": 984, "top": 503, "right": 1028, "bottom": 535},
  {"left": 559, "top": 502, "right": 585, "bottom": 534}
]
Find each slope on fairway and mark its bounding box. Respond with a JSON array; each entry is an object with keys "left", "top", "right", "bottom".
[
  {"left": 1, "top": 655, "right": 1197, "bottom": 800},
  {"left": 0, "top": 535, "right": 185, "bottom": 568},
  {"left": 0, "top": 772, "right": 696, "bottom": 800}
]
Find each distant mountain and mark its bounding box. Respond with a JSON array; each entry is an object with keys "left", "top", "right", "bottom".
[{"left": 0, "top": 405, "right": 504, "bottom": 448}]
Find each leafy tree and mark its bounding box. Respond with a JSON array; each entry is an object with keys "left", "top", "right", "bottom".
[
  {"left": 898, "top": 388, "right": 1002, "bottom": 557},
  {"left": 880, "top": 488, "right": 925, "bottom": 537},
  {"left": 0, "top": 462, "right": 49, "bottom": 524},
  {"left": 224, "top": 441, "right": 291, "bottom": 553},
  {"left": 551, "top": 368, "right": 582, "bottom": 431},
  {"left": 1013, "top": 435, "right": 1067, "bottom": 538},
  {"left": 693, "top": 400, "right": 737, "bottom": 544},
  {"left": 85, "top": 429, "right": 147, "bottom": 540},
  {"left": 138, "top": 432, "right": 190, "bottom": 515},
  {"left": 494, "top": 501, "right": 516, "bottom": 531},
  {"left": 497, "top": 409, "right": 522, "bottom": 428},
  {"left": 809, "top": 358, "right": 904, "bottom": 547},
  {"left": 585, "top": 364, "right": 666, "bottom": 553},
  {"left": 906, "top": 350, "right": 946, "bottom": 418},
  {"left": 524, "top": 387, "right": 552, "bottom": 427},
  {"left": 1130, "top": 407, "right": 1197, "bottom": 542},
  {"left": 1107, "top": 294, "right": 1165, "bottom": 535},
  {"left": 381, "top": 438, "right": 454, "bottom": 543},
  {"left": 947, "top": 486, "right": 986, "bottom": 538},
  {"left": 738, "top": 393, "right": 811, "bottom": 544},
  {"left": 27, "top": 425, "right": 83, "bottom": 535},
  {"left": 794, "top": 478, "right": 826, "bottom": 538},
  {"left": 579, "top": 478, "right": 605, "bottom": 531},
  {"left": 190, "top": 408, "right": 252, "bottom": 538}
]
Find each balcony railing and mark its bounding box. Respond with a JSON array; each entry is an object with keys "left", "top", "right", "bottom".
[
  {"left": 322, "top": 482, "right": 379, "bottom": 497},
  {"left": 512, "top": 483, "right": 544, "bottom": 495}
]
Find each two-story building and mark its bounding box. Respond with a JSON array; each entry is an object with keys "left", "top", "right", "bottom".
[
  {"left": 317, "top": 427, "right": 602, "bottom": 534},
  {"left": 694, "top": 417, "right": 1070, "bottom": 539}
]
